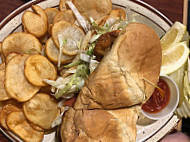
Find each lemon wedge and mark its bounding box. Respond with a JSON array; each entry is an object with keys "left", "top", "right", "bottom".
[
  {"left": 161, "top": 41, "right": 189, "bottom": 75},
  {"left": 169, "top": 64, "right": 187, "bottom": 107},
  {"left": 161, "top": 22, "right": 186, "bottom": 51}
]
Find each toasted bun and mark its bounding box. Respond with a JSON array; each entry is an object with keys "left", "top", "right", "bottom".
[
  {"left": 61, "top": 106, "right": 139, "bottom": 142},
  {"left": 74, "top": 23, "right": 162, "bottom": 109},
  {"left": 116, "top": 23, "right": 162, "bottom": 101}
]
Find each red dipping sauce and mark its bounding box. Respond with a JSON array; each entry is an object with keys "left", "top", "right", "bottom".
[{"left": 142, "top": 78, "right": 170, "bottom": 113}]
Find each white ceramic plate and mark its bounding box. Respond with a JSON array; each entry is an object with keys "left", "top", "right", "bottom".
[{"left": 0, "top": 0, "right": 180, "bottom": 141}]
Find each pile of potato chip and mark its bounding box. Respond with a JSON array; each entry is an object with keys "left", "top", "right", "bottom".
[{"left": 0, "top": 0, "right": 128, "bottom": 141}]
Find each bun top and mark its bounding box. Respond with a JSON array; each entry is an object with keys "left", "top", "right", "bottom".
[{"left": 116, "top": 23, "right": 162, "bottom": 101}]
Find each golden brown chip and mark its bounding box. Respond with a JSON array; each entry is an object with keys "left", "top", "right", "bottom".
[
  {"left": 0, "top": 42, "right": 5, "bottom": 63},
  {"left": 53, "top": 10, "right": 76, "bottom": 24},
  {"left": 59, "top": 0, "right": 72, "bottom": 11},
  {"left": 6, "top": 111, "right": 44, "bottom": 142},
  {"left": 5, "top": 53, "right": 18, "bottom": 64},
  {"left": 51, "top": 20, "right": 85, "bottom": 55},
  {"left": 0, "top": 104, "right": 20, "bottom": 129},
  {"left": 0, "top": 63, "right": 11, "bottom": 101},
  {"left": 2, "top": 32, "right": 42, "bottom": 57},
  {"left": 110, "top": 9, "right": 126, "bottom": 20},
  {"left": 73, "top": 0, "right": 112, "bottom": 20},
  {"left": 38, "top": 33, "right": 49, "bottom": 44},
  {"left": 23, "top": 93, "right": 59, "bottom": 130},
  {"left": 30, "top": 123, "right": 45, "bottom": 132},
  {"left": 5, "top": 54, "right": 40, "bottom": 102},
  {"left": 44, "top": 8, "right": 59, "bottom": 35},
  {"left": 45, "top": 8, "right": 59, "bottom": 26},
  {"left": 24, "top": 55, "right": 57, "bottom": 87},
  {"left": 45, "top": 38, "right": 74, "bottom": 64},
  {"left": 22, "top": 5, "right": 48, "bottom": 38}
]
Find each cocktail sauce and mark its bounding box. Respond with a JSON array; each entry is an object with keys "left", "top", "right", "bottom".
[{"left": 142, "top": 78, "right": 170, "bottom": 113}]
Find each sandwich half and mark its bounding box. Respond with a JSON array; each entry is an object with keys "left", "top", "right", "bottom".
[
  {"left": 61, "top": 106, "right": 140, "bottom": 142},
  {"left": 74, "top": 23, "right": 162, "bottom": 110}
]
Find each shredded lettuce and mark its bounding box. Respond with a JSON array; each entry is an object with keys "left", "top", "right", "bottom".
[
  {"left": 44, "top": 76, "right": 71, "bottom": 89},
  {"left": 80, "top": 53, "right": 91, "bottom": 63},
  {"left": 65, "top": 69, "right": 77, "bottom": 74},
  {"left": 86, "top": 42, "right": 96, "bottom": 56},
  {"left": 89, "top": 59, "right": 99, "bottom": 73},
  {"left": 89, "top": 17, "right": 126, "bottom": 46},
  {"left": 90, "top": 17, "right": 108, "bottom": 34},
  {"left": 90, "top": 34, "right": 101, "bottom": 43},
  {"left": 66, "top": 1, "right": 90, "bottom": 33},
  {"left": 64, "top": 60, "right": 82, "bottom": 68},
  {"left": 55, "top": 64, "right": 89, "bottom": 99},
  {"left": 58, "top": 35, "right": 67, "bottom": 68}
]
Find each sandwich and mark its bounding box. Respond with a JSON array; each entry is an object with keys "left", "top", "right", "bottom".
[{"left": 61, "top": 23, "right": 162, "bottom": 141}]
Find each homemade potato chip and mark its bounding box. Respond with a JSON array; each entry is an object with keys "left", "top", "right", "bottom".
[
  {"left": 59, "top": 0, "right": 72, "bottom": 11},
  {"left": 73, "top": 0, "right": 112, "bottom": 20},
  {"left": 5, "top": 53, "right": 18, "bottom": 64},
  {"left": 22, "top": 5, "right": 48, "bottom": 38},
  {"left": 6, "top": 111, "right": 44, "bottom": 142},
  {"left": 23, "top": 93, "right": 59, "bottom": 130},
  {"left": 30, "top": 123, "right": 45, "bottom": 132},
  {"left": 53, "top": 10, "right": 76, "bottom": 24},
  {"left": 51, "top": 20, "right": 85, "bottom": 55},
  {"left": 45, "top": 8, "right": 59, "bottom": 25},
  {"left": 5, "top": 54, "right": 40, "bottom": 102},
  {"left": 38, "top": 33, "right": 49, "bottom": 44},
  {"left": 2, "top": 32, "right": 42, "bottom": 57},
  {"left": 110, "top": 9, "right": 126, "bottom": 20},
  {"left": 0, "top": 63, "right": 11, "bottom": 101},
  {"left": 44, "top": 8, "right": 59, "bottom": 35},
  {"left": 0, "top": 104, "right": 20, "bottom": 129},
  {"left": 45, "top": 38, "right": 74, "bottom": 64},
  {"left": 0, "top": 42, "right": 5, "bottom": 63},
  {"left": 24, "top": 55, "right": 57, "bottom": 86}
]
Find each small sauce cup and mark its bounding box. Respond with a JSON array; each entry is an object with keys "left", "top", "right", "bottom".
[{"left": 141, "top": 75, "right": 179, "bottom": 120}]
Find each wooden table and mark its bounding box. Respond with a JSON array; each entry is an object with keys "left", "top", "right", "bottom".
[{"left": 0, "top": 0, "right": 187, "bottom": 141}]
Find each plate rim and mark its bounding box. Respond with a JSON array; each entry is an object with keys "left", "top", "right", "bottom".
[{"left": 0, "top": 0, "right": 173, "bottom": 30}]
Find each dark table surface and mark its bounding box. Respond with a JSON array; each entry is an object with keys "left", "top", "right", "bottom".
[{"left": 0, "top": 0, "right": 186, "bottom": 141}]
